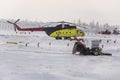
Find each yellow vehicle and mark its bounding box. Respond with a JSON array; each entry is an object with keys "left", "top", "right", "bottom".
[
  {"left": 7, "top": 19, "right": 85, "bottom": 39},
  {"left": 44, "top": 24, "right": 85, "bottom": 39}
]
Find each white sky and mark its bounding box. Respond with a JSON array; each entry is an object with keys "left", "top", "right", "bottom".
[{"left": 0, "top": 0, "right": 120, "bottom": 25}]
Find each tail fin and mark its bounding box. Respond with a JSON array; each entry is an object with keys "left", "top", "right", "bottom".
[{"left": 7, "top": 19, "right": 21, "bottom": 31}]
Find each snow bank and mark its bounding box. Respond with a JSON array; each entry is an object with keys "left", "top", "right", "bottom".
[{"left": 0, "top": 31, "right": 120, "bottom": 80}]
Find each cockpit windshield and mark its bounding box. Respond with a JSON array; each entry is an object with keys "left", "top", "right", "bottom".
[
  {"left": 77, "top": 29, "right": 85, "bottom": 36},
  {"left": 77, "top": 29, "right": 82, "bottom": 34}
]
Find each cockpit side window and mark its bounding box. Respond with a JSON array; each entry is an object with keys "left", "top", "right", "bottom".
[{"left": 77, "top": 29, "right": 83, "bottom": 34}]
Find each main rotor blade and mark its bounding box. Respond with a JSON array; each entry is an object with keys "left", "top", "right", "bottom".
[{"left": 52, "top": 21, "right": 75, "bottom": 24}]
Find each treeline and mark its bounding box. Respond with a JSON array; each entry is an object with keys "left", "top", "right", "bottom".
[
  {"left": 0, "top": 19, "right": 119, "bottom": 33},
  {"left": 76, "top": 20, "right": 120, "bottom": 33}
]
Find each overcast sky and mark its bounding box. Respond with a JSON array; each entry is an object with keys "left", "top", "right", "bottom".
[{"left": 0, "top": 0, "right": 120, "bottom": 25}]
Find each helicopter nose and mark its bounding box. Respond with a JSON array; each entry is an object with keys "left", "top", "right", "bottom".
[{"left": 81, "top": 32, "right": 85, "bottom": 36}]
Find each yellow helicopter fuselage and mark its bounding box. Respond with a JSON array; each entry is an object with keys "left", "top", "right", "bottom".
[{"left": 49, "top": 28, "right": 85, "bottom": 38}]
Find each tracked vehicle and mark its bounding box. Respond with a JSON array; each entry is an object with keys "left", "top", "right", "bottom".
[{"left": 72, "top": 40, "right": 112, "bottom": 56}]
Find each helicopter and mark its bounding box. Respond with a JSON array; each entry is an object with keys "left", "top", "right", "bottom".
[
  {"left": 44, "top": 21, "right": 85, "bottom": 39},
  {"left": 7, "top": 19, "right": 85, "bottom": 39}
]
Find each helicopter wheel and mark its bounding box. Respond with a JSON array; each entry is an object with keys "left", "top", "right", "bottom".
[
  {"left": 64, "top": 37, "right": 70, "bottom": 40},
  {"left": 55, "top": 37, "right": 62, "bottom": 40}
]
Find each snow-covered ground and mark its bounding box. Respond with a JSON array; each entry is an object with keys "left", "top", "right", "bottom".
[{"left": 0, "top": 30, "right": 120, "bottom": 80}]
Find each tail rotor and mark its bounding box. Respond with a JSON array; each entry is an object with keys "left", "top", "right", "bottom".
[
  {"left": 7, "top": 21, "right": 14, "bottom": 24},
  {"left": 15, "top": 19, "right": 20, "bottom": 24},
  {"left": 7, "top": 19, "right": 20, "bottom": 31}
]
